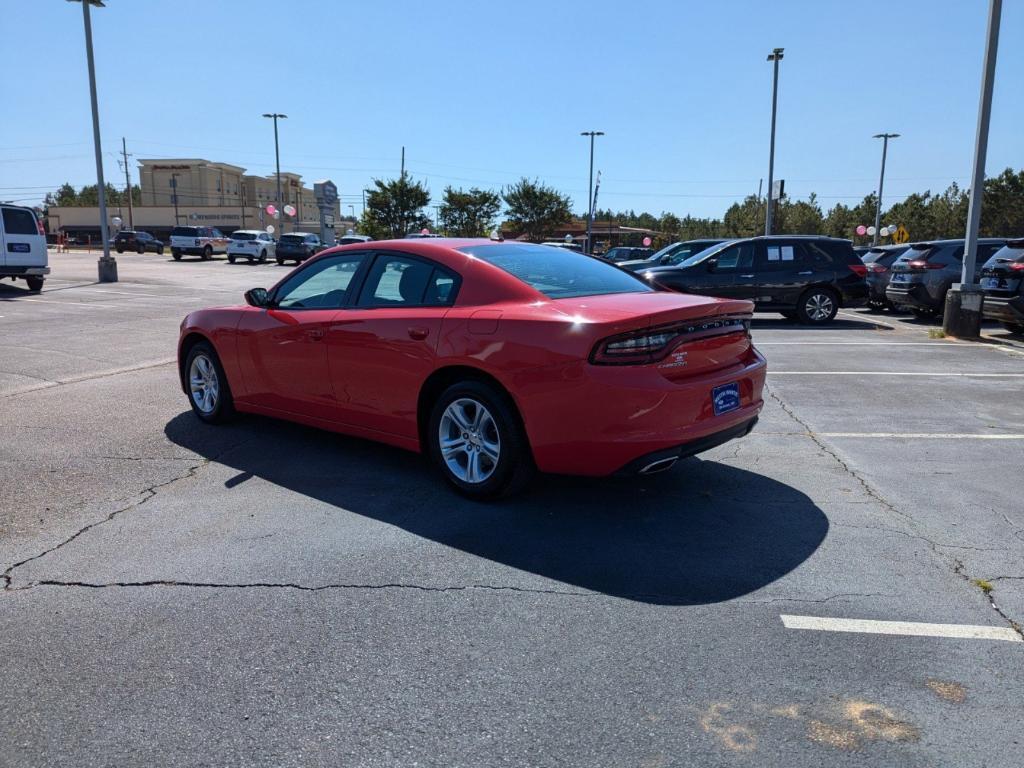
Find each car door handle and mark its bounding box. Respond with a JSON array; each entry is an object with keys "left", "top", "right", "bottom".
[
  {"left": 306, "top": 328, "right": 326, "bottom": 341},
  {"left": 797, "top": 271, "right": 813, "bottom": 275},
  {"left": 408, "top": 327, "right": 429, "bottom": 341}
]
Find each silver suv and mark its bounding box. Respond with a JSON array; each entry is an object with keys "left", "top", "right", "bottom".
[{"left": 886, "top": 238, "right": 1005, "bottom": 318}]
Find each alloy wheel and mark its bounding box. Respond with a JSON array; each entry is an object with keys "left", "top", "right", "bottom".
[
  {"left": 438, "top": 398, "right": 501, "bottom": 484},
  {"left": 189, "top": 354, "right": 220, "bottom": 414},
  {"left": 805, "top": 293, "right": 834, "bottom": 321}
]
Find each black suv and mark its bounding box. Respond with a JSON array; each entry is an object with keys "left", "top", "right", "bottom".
[
  {"left": 642, "top": 235, "right": 868, "bottom": 324},
  {"left": 886, "top": 239, "right": 1005, "bottom": 318},
  {"left": 980, "top": 239, "right": 1024, "bottom": 335},
  {"left": 275, "top": 232, "right": 325, "bottom": 264},
  {"left": 862, "top": 244, "right": 909, "bottom": 310},
  {"left": 113, "top": 230, "right": 163, "bottom": 255}
]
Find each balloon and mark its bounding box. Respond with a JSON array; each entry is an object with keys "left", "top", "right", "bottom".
[
  {"left": 421, "top": 228, "right": 430, "bottom": 235},
  {"left": 856, "top": 225, "right": 867, "bottom": 236},
  {"left": 867, "top": 226, "right": 877, "bottom": 236},
  {"left": 283, "top": 204, "right": 296, "bottom": 217},
  {"left": 265, "top": 225, "right": 275, "bottom": 234},
  {"left": 642, "top": 236, "right": 652, "bottom": 247},
  {"left": 265, "top": 204, "right": 277, "bottom": 216}
]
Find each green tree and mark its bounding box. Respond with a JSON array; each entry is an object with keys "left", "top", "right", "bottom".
[
  {"left": 502, "top": 178, "right": 573, "bottom": 241},
  {"left": 361, "top": 175, "right": 431, "bottom": 239},
  {"left": 43, "top": 182, "right": 78, "bottom": 208},
  {"left": 438, "top": 186, "right": 501, "bottom": 237},
  {"left": 882, "top": 192, "right": 932, "bottom": 242},
  {"left": 980, "top": 168, "right": 1024, "bottom": 238},
  {"left": 777, "top": 192, "right": 824, "bottom": 234},
  {"left": 929, "top": 182, "right": 969, "bottom": 239},
  {"left": 721, "top": 195, "right": 763, "bottom": 237}
]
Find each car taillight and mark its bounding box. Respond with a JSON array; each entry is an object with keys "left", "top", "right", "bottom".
[
  {"left": 36, "top": 219, "right": 45, "bottom": 236},
  {"left": 590, "top": 316, "right": 750, "bottom": 365},
  {"left": 1009, "top": 263, "right": 1024, "bottom": 272},
  {"left": 908, "top": 259, "right": 943, "bottom": 269},
  {"left": 848, "top": 263, "right": 868, "bottom": 277},
  {"left": 865, "top": 263, "right": 887, "bottom": 274}
]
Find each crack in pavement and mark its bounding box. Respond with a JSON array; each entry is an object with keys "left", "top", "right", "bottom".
[
  {"left": 1, "top": 438, "right": 256, "bottom": 592},
  {"left": 765, "top": 383, "right": 1024, "bottom": 641}
]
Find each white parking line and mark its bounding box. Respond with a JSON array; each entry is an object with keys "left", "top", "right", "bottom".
[
  {"left": 816, "top": 432, "right": 1024, "bottom": 439},
  {"left": 780, "top": 614, "right": 1021, "bottom": 642},
  {"left": 771, "top": 372, "right": 1024, "bottom": 377}
]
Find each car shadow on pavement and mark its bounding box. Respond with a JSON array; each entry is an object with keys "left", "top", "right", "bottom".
[
  {"left": 165, "top": 412, "right": 828, "bottom": 606},
  {"left": 751, "top": 315, "right": 893, "bottom": 331}
]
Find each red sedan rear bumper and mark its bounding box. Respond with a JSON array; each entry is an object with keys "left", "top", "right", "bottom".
[{"left": 515, "top": 348, "right": 767, "bottom": 476}]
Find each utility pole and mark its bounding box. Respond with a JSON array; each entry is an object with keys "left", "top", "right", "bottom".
[
  {"left": 765, "top": 47, "right": 784, "bottom": 236},
  {"left": 72, "top": 0, "right": 117, "bottom": 282},
  {"left": 241, "top": 183, "right": 247, "bottom": 229},
  {"left": 580, "top": 131, "right": 604, "bottom": 254},
  {"left": 262, "top": 113, "right": 286, "bottom": 231},
  {"left": 872, "top": 133, "right": 899, "bottom": 245},
  {"left": 401, "top": 146, "right": 405, "bottom": 178},
  {"left": 171, "top": 173, "right": 181, "bottom": 225},
  {"left": 944, "top": 0, "right": 1002, "bottom": 338},
  {"left": 121, "top": 137, "right": 133, "bottom": 230}
]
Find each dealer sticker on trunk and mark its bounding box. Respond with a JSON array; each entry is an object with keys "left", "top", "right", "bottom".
[{"left": 712, "top": 382, "right": 741, "bottom": 416}]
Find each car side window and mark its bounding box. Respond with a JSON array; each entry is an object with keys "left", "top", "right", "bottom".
[
  {"left": 1, "top": 207, "right": 38, "bottom": 235},
  {"left": 357, "top": 254, "right": 459, "bottom": 307},
  {"left": 275, "top": 253, "right": 367, "bottom": 310},
  {"left": 759, "top": 242, "right": 801, "bottom": 271},
  {"left": 713, "top": 242, "right": 755, "bottom": 272}
]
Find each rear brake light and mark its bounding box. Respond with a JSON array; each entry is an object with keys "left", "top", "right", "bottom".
[
  {"left": 36, "top": 219, "right": 45, "bottom": 236},
  {"left": 848, "top": 263, "right": 868, "bottom": 277},
  {"left": 908, "top": 260, "right": 944, "bottom": 270},
  {"left": 865, "top": 263, "right": 887, "bottom": 274},
  {"left": 1009, "top": 263, "right": 1024, "bottom": 272},
  {"left": 590, "top": 316, "right": 750, "bottom": 365}
]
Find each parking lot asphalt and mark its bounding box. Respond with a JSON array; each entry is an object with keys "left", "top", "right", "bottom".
[{"left": 1, "top": 249, "right": 1023, "bottom": 767}]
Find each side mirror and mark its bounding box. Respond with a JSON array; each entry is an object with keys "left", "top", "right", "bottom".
[
  {"left": 660, "top": 254, "right": 672, "bottom": 264},
  {"left": 244, "top": 287, "right": 270, "bottom": 307},
  {"left": 705, "top": 258, "right": 718, "bottom": 272}
]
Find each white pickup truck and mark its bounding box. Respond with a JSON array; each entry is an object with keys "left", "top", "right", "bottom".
[{"left": 0, "top": 204, "right": 49, "bottom": 292}]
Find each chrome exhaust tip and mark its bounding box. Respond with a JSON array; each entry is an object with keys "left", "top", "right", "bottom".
[{"left": 638, "top": 457, "right": 678, "bottom": 475}]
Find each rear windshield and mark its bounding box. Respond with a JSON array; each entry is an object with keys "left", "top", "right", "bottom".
[
  {"left": 171, "top": 227, "right": 199, "bottom": 237},
  {"left": 458, "top": 243, "right": 652, "bottom": 299},
  {"left": 280, "top": 234, "right": 305, "bottom": 244},
  {"left": 862, "top": 249, "right": 888, "bottom": 263},
  {"left": 232, "top": 232, "right": 257, "bottom": 241},
  {"left": 899, "top": 245, "right": 938, "bottom": 262},
  {"left": 2, "top": 207, "right": 39, "bottom": 235},
  {"left": 989, "top": 244, "right": 1024, "bottom": 264}
]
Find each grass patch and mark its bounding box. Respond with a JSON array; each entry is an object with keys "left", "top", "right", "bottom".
[
  {"left": 928, "top": 329, "right": 946, "bottom": 339},
  {"left": 972, "top": 578, "right": 994, "bottom": 593}
]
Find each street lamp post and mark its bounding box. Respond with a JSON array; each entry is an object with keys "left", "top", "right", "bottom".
[
  {"left": 872, "top": 133, "right": 899, "bottom": 246},
  {"left": 765, "top": 48, "right": 784, "bottom": 236},
  {"left": 68, "top": 0, "right": 116, "bottom": 282},
  {"left": 943, "top": 0, "right": 1002, "bottom": 338},
  {"left": 262, "top": 113, "right": 287, "bottom": 231},
  {"left": 580, "top": 131, "right": 604, "bottom": 254}
]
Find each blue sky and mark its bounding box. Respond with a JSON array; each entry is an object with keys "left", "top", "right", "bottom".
[{"left": 2, "top": 0, "right": 1022, "bottom": 220}]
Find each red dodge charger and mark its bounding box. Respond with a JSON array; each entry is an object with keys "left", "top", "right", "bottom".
[{"left": 178, "top": 239, "right": 766, "bottom": 497}]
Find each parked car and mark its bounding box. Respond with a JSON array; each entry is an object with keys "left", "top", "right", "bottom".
[
  {"left": 886, "top": 239, "right": 1005, "bottom": 318},
  {"left": 337, "top": 234, "right": 373, "bottom": 245},
  {"left": 177, "top": 239, "right": 766, "bottom": 498},
  {"left": 275, "top": 232, "right": 324, "bottom": 264},
  {"left": 113, "top": 230, "right": 164, "bottom": 255},
  {"left": 227, "top": 230, "right": 276, "bottom": 264},
  {"left": 618, "top": 239, "right": 726, "bottom": 272},
  {"left": 641, "top": 235, "right": 868, "bottom": 324},
  {"left": 603, "top": 246, "right": 654, "bottom": 263},
  {"left": 861, "top": 244, "right": 909, "bottom": 310},
  {"left": 853, "top": 245, "right": 872, "bottom": 258},
  {"left": 980, "top": 239, "right": 1024, "bottom": 335},
  {"left": 169, "top": 226, "right": 230, "bottom": 261},
  {"left": 0, "top": 203, "right": 49, "bottom": 292},
  {"left": 540, "top": 241, "right": 584, "bottom": 253}
]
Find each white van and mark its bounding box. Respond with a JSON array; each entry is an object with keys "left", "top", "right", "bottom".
[{"left": 1, "top": 204, "right": 49, "bottom": 292}]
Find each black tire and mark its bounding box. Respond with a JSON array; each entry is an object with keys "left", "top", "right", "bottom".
[
  {"left": 866, "top": 299, "right": 886, "bottom": 312},
  {"left": 157, "top": 245, "right": 164, "bottom": 255},
  {"left": 172, "top": 248, "right": 182, "bottom": 261},
  {"left": 912, "top": 307, "right": 939, "bottom": 320},
  {"left": 276, "top": 257, "right": 285, "bottom": 265},
  {"left": 202, "top": 245, "right": 213, "bottom": 261},
  {"left": 427, "top": 380, "right": 534, "bottom": 499},
  {"left": 25, "top": 276, "right": 44, "bottom": 293},
  {"left": 795, "top": 287, "right": 839, "bottom": 324},
  {"left": 228, "top": 255, "right": 236, "bottom": 264},
  {"left": 259, "top": 249, "right": 267, "bottom": 263},
  {"left": 1002, "top": 322, "right": 1024, "bottom": 336},
  {"left": 115, "top": 246, "right": 124, "bottom": 254},
  {"left": 183, "top": 341, "right": 235, "bottom": 424},
  {"left": 137, "top": 244, "right": 145, "bottom": 254}
]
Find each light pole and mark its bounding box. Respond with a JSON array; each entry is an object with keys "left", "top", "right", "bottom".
[
  {"left": 765, "top": 47, "right": 784, "bottom": 236},
  {"left": 944, "top": 0, "right": 1002, "bottom": 338},
  {"left": 872, "top": 133, "right": 899, "bottom": 245},
  {"left": 580, "top": 131, "right": 604, "bottom": 254},
  {"left": 68, "top": 0, "right": 116, "bottom": 282},
  {"left": 262, "top": 113, "right": 286, "bottom": 231}
]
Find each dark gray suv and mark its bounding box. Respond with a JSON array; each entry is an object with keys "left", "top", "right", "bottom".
[
  {"left": 980, "top": 239, "right": 1024, "bottom": 335},
  {"left": 862, "top": 244, "right": 909, "bottom": 310},
  {"left": 886, "top": 239, "right": 1005, "bottom": 318}
]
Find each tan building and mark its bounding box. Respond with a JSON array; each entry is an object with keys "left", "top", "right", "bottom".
[{"left": 47, "top": 157, "right": 341, "bottom": 240}]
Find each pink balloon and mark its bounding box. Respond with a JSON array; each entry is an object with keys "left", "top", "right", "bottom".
[
  {"left": 856, "top": 225, "right": 867, "bottom": 236},
  {"left": 266, "top": 204, "right": 277, "bottom": 216},
  {"left": 642, "top": 236, "right": 652, "bottom": 247},
  {"left": 421, "top": 228, "right": 430, "bottom": 235}
]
